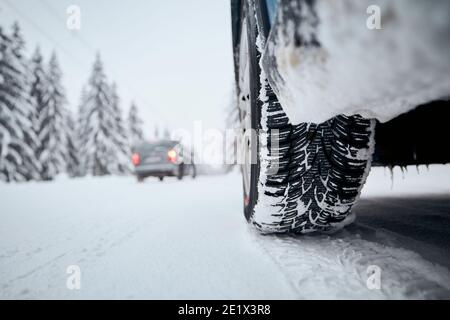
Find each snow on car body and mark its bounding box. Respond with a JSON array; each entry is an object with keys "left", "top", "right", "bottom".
[{"left": 262, "top": 0, "right": 450, "bottom": 124}]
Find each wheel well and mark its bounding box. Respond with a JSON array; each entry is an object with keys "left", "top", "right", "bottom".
[{"left": 373, "top": 99, "right": 450, "bottom": 167}]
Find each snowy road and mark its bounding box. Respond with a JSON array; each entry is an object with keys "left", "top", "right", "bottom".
[{"left": 1, "top": 166, "right": 450, "bottom": 299}]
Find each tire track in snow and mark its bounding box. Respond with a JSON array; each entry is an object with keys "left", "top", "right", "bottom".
[
  {"left": 250, "top": 228, "right": 450, "bottom": 299},
  {"left": 0, "top": 219, "right": 147, "bottom": 298},
  {"left": 1, "top": 253, "right": 67, "bottom": 291}
]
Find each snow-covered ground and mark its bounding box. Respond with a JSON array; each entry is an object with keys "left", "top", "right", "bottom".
[{"left": 1, "top": 165, "right": 449, "bottom": 299}]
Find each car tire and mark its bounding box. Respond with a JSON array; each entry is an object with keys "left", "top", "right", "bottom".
[
  {"left": 177, "top": 164, "right": 184, "bottom": 180},
  {"left": 191, "top": 165, "right": 197, "bottom": 179},
  {"left": 238, "top": 1, "right": 375, "bottom": 234},
  {"left": 158, "top": 177, "right": 164, "bottom": 182},
  {"left": 137, "top": 175, "right": 144, "bottom": 183}
]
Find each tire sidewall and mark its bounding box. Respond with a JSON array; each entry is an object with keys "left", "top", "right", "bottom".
[{"left": 241, "top": 2, "right": 262, "bottom": 222}]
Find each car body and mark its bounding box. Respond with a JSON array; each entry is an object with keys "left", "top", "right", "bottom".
[
  {"left": 131, "top": 140, "right": 196, "bottom": 182},
  {"left": 230, "top": 0, "right": 450, "bottom": 234}
]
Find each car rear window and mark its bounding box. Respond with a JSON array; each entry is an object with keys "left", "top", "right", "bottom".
[{"left": 137, "top": 141, "right": 178, "bottom": 152}]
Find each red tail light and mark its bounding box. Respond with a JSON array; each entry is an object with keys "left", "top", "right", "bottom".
[
  {"left": 131, "top": 153, "right": 140, "bottom": 166},
  {"left": 167, "top": 149, "right": 177, "bottom": 163}
]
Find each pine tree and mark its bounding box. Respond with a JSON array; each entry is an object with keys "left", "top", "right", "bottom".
[
  {"left": 0, "top": 23, "right": 39, "bottom": 182},
  {"left": 29, "top": 46, "right": 55, "bottom": 180},
  {"left": 36, "top": 51, "right": 70, "bottom": 180},
  {"left": 65, "top": 110, "right": 80, "bottom": 177},
  {"left": 127, "top": 101, "right": 144, "bottom": 146},
  {"left": 78, "top": 54, "right": 130, "bottom": 176},
  {"left": 109, "top": 83, "right": 130, "bottom": 174},
  {"left": 76, "top": 86, "right": 89, "bottom": 176}
]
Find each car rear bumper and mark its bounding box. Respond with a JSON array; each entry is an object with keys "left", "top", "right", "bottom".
[{"left": 134, "top": 163, "right": 177, "bottom": 177}]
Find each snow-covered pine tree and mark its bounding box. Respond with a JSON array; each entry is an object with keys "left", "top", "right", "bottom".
[
  {"left": 0, "top": 23, "right": 39, "bottom": 182},
  {"left": 29, "top": 46, "right": 56, "bottom": 180},
  {"left": 38, "top": 51, "right": 71, "bottom": 179},
  {"left": 65, "top": 109, "right": 80, "bottom": 177},
  {"left": 78, "top": 54, "right": 130, "bottom": 176},
  {"left": 127, "top": 101, "right": 144, "bottom": 146},
  {"left": 109, "top": 82, "right": 130, "bottom": 174},
  {"left": 76, "top": 86, "right": 89, "bottom": 176}
]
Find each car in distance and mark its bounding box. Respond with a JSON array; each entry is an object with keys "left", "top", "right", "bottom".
[{"left": 131, "top": 140, "right": 196, "bottom": 182}]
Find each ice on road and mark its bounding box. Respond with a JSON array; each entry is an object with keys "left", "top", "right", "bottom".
[{"left": 1, "top": 165, "right": 450, "bottom": 299}]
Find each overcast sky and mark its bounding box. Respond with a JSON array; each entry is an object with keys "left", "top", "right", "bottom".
[{"left": 0, "top": 0, "right": 234, "bottom": 137}]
